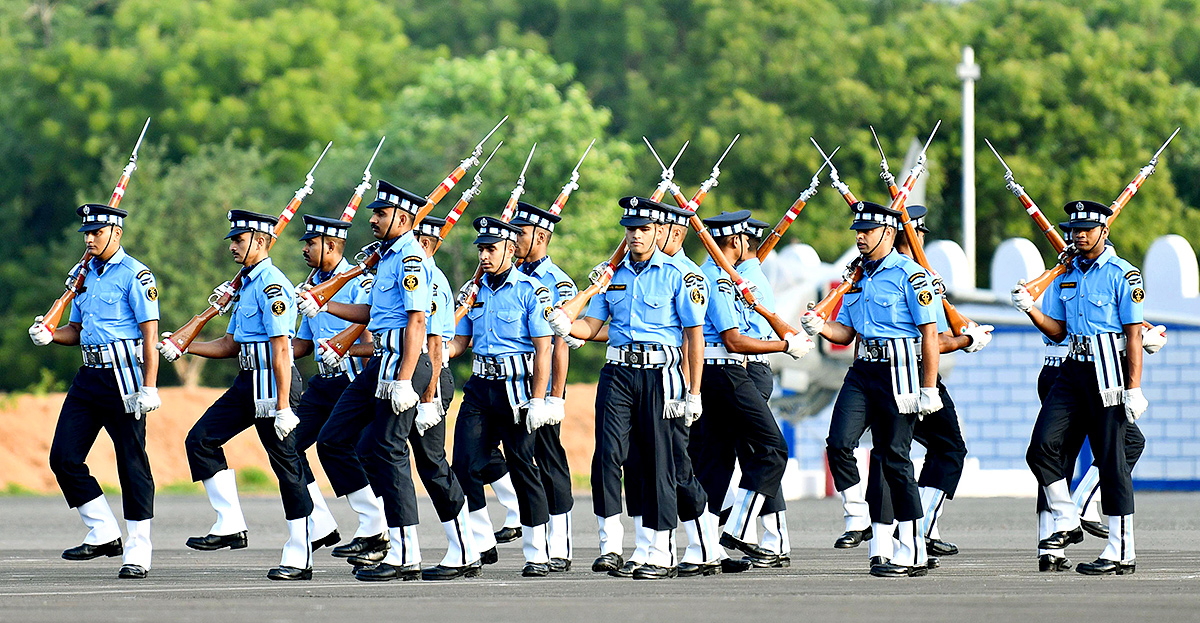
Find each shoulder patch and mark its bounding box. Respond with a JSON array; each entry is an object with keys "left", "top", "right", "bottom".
[
  {"left": 136, "top": 269, "right": 154, "bottom": 286},
  {"left": 1132, "top": 287, "right": 1145, "bottom": 303},
  {"left": 930, "top": 277, "right": 946, "bottom": 296},
  {"left": 908, "top": 271, "right": 928, "bottom": 291},
  {"left": 535, "top": 286, "right": 552, "bottom": 305},
  {"left": 146, "top": 286, "right": 158, "bottom": 301},
  {"left": 683, "top": 272, "right": 705, "bottom": 287},
  {"left": 430, "top": 299, "right": 438, "bottom": 314},
  {"left": 403, "top": 274, "right": 420, "bottom": 291},
  {"left": 607, "top": 284, "right": 627, "bottom": 291},
  {"left": 917, "top": 290, "right": 933, "bottom": 307},
  {"left": 403, "top": 255, "right": 423, "bottom": 272},
  {"left": 1126, "top": 270, "right": 1143, "bottom": 287},
  {"left": 690, "top": 287, "right": 705, "bottom": 305},
  {"left": 271, "top": 300, "right": 287, "bottom": 316},
  {"left": 716, "top": 278, "right": 735, "bottom": 295},
  {"left": 556, "top": 280, "right": 575, "bottom": 292},
  {"left": 263, "top": 284, "right": 285, "bottom": 298}
]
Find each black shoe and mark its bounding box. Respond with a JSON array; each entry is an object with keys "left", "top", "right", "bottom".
[
  {"left": 1038, "top": 554, "right": 1072, "bottom": 572},
  {"left": 592, "top": 553, "right": 624, "bottom": 573},
  {"left": 1038, "top": 527, "right": 1084, "bottom": 550},
  {"left": 1081, "top": 520, "right": 1110, "bottom": 539},
  {"left": 522, "top": 562, "right": 550, "bottom": 577},
  {"left": 720, "top": 533, "right": 775, "bottom": 559},
  {"left": 721, "top": 558, "right": 752, "bottom": 573},
  {"left": 548, "top": 557, "right": 571, "bottom": 573},
  {"left": 117, "top": 564, "right": 148, "bottom": 579},
  {"left": 926, "top": 538, "right": 958, "bottom": 556},
  {"left": 354, "top": 562, "right": 420, "bottom": 581},
  {"left": 480, "top": 547, "right": 499, "bottom": 565},
  {"left": 422, "top": 563, "right": 481, "bottom": 581},
  {"left": 62, "top": 539, "right": 123, "bottom": 561},
  {"left": 347, "top": 550, "right": 386, "bottom": 566},
  {"left": 331, "top": 533, "right": 388, "bottom": 558},
  {"left": 186, "top": 531, "right": 248, "bottom": 551},
  {"left": 633, "top": 563, "right": 678, "bottom": 580},
  {"left": 311, "top": 529, "right": 341, "bottom": 552},
  {"left": 834, "top": 527, "right": 873, "bottom": 549},
  {"left": 677, "top": 561, "right": 722, "bottom": 577},
  {"left": 267, "top": 566, "right": 312, "bottom": 581},
  {"left": 494, "top": 526, "right": 522, "bottom": 543},
  {"left": 1076, "top": 558, "right": 1135, "bottom": 576},
  {"left": 870, "top": 561, "right": 926, "bottom": 577},
  {"left": 869, "top": 556, "right": 890, "bottom": 568},
  {"left": 608, "top": 560, "right": 641, "bottom": 578},
  {"left": 926, "top": 556, "right": 940, "bottom": 570},
  {"left": 748, "top": 553, "right": 790, "bottom": 569}
]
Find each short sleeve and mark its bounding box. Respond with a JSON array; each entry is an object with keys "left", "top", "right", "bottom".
[
  {"left": 527, "top": 285, "right": 554, "bottom": 338},
  {"left": 263, "top": 282, "right": 296, "bottom": 338},
  {"left": 1042, "top": 276, "right": 1065, "bottom": 322},
  {"left": 296, "top": 315, "right": 314, "bottom": 341},
  {"left": 675, "top": 271, "right": 707, "bottom": 328},
  {"left": 707, "top": 279, "right": 742, "bottom": 334},
  {"left": 902, "top": 270, "right": 939, "bottom": 327},
  {"left": 127, "top": 267, "right": 160, "bottom": 323},
  {"left": 554, "top": 276, "right": 578, "bottom": 305},
  {"left": 454, "top": 308, "right": 473, "bottom": 337},
  {"left": 400, "top": 256, "right": 431, "bottom": 314},
  {"left": 1116, "top": 268, "right": 1145, "bottom": 325},
  {"left": 584, "top": 286, "right": 610, "bottom": 321}
]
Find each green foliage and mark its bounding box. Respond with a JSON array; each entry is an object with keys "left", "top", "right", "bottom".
[{"left": 236, "top": 466, "right": 277, "bottom": 493}]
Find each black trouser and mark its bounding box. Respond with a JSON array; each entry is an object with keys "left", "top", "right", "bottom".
[
  {"left": 295, "top": 373, "right": 351, "bottom": 484},
  {"left": 626, "top": 415, "right": 707, "bottom": 523},
  {"left": 317, "top": 358, "right": 379, "bottom": 498},
  {"left": 1028, "top": 358, "right": 1137, "bottom": 516},
  {"left": 185, "top": 368, "right": 311, "bottom": 520},
  {"left": 403, "top": 363, "right": 463, "bottom": 523},
  {"left": 593, "top": 363, "right": 677, "bottom": 531},
  {"left": 535, "top": 420, "right": 574, "bottom": 516},
  {"left": 829, "top": 361, "right": 922, "bottom": 523},
  {"left": 748, "top": 361, "right": 788, "bottom": 516},
  {"left": 692, "top": 363, "right": 786, "bottom": 517},
  {"left": 50, "top": 366, "right": 154, "bottom": 521},
  {"left": 453, "top": 375, "right": 549, "bottom": 527}
]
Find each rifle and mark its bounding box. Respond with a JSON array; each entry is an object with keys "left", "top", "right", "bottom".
[
  {"left": 299, "top": 120, "right": 507, "bottom": 308},
  {"left": 160, "top": 141, "right": 331, "bottom": 353},
  {"left": 756, "top": 148, "right": 836, "bottom": 260},
  {"left": 557, "top": 141, "right": 688, "bottom": 323},
  {"left": 39, "top": 118, "right": 151, "bottom": 335},
  {"left": 324, "top": 142, "right": 504, "bottom": 358},
  {"left": 302, "top": 136, "right": 385, "bottom": 286}
]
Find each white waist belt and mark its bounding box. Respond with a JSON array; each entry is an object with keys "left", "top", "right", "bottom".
[
  {"left": 606, "top": 345, "right": 669, "bottom": 368},
  {"left": 703, "top": 342, "right": 744, "bottom": 365}
]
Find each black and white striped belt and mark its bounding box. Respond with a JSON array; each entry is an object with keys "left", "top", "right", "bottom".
[
  {"left": 237, "top": 342, "right": 271, "bottom": 371},
  {"left": 81, "top": 344, "right": 114, "bottom": 368},
  {"left": 605, "top": 344, "right": 669, "bottom": 368},
  {"left": 472, "top": 354, "right": 528, "bottom": 380},
  {"left": 1067, "top": 334, "right": 1126, "bottom": 362},
  {"left": 856, "top": 337, "right": 920, "bottom": 363}
]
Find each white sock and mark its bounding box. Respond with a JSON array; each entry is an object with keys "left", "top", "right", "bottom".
[
  {"left": 840, "top": 482, "right": 871, "bottom": 532},
  {"left": 382, "top": 526, "right": 420, "bottom": 567},
  {"left": 77, "top": 495, "right": 122, "bottom": 545},
  {"left": 760, "top": 510, "right": 788, "bottom": 556},
  {"left": 523, "top": 523, "right": 550, "bottom": 564},
  {"left": 868, "top": 521, "right": 896, "bottom": 560},
  {"left": 469, "top": 508, "right": 498, "bottom": 552},
  {"left": 725, "top": 488, "right": 766, "bottom": 543},
  {"left": 279, "top": 517, "right": 312, "bottom": 569},
  {"left": 548, "top": 512, "right": 571, "bottom": 560},
  {"left": 202, "top": 469, "right": 247, "bottom": 535},
  {"left": 631, "top": 516, "right": 651, "bottom": 564},
  {"left": 1099, "top": 514, "right": 1135, "bottom": 563},
  {"left": 344, "top": 486, "right": 387, "bottom": 539},
  {"left": 307, "top": 481, "right": 338, "bottom": 541},
  {"left": 440, "top": 506, "right": 478, "bottom": 567},
  {"left": 646, "top": 529, "right": 675, "bottom": 567},
  {"left": 596, "top": 514, "right": 623, "bottom": 556},
  {"left": 490, "top": 474, "right": 521, "bottom": 529},
  {"left": 918, "top": 487, "right": 948, "bottom": 541},
  {"left": 892, "top": 520, "right": 925, "bottom": 567},
  {"left": 123, "top": 519, "right": 152, "bottom": 569},
  {"left": 1044, "top": 479, "right": 1081, "bottom": 533}
]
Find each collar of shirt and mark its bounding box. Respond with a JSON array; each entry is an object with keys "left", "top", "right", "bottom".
[
  {"left": 738, "top": 257, "right": 761, "bottom": 271},
  {"left": 482, "top": 267, "right": 517, "bottom": 293},
  {"left": 90, "top": 247, "right": 127, "bottom": 274},
  {"left": 1074, "top": 246, "right": 1115, "bottom": 274},
  {"left": 620, "top": 247, "right": 666, "bottom": 273},
  {"left": 379, "top": 231, "right": 413, "bottom": 256},
  {"left": 864, "top": 250, "right": 902, "bottom": 276},
  {"left": 314, "top": 258, "right": 351, "bottom": 285},
  {"left": 519, "top": 255, "right": 548, "bottom": 276},
  {"left": 244, "top": 257, "right": 275, "bottom": 283}
]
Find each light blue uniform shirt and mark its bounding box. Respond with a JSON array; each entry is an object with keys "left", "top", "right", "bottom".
[
  {"left": 70, "top": 247, "right": 159, "bottom": 345},
  {"left": 427, "top": 258, "right": 455, "bottom": 340},
  {"left": 228, "top": 257, "right": 296, "bottom": 342},
  {"left": 585, "top": 247, "right": 706, "bottom": 347},
  {"left": 367, "top": 232, "right": 430, "bottom": 332},
  {"left": 737, "top": 257, "right": 774, "bottom": 340},
  {"left": 701, "top": 256, "right": 743, "bottom": 343},
  {"left": 296, "top": 258, "right": 371, "bottom": 342},
  {"left": 1042, "top": 246, "right": 1143, "bottom": 336},
  {"left": 835, "top": 250, "right": 940, "bottom": 340},
  {"left": 455, "top": 268, "right": 553, "bottom": 356},
  {"left": 518, "top": 256, "right": 578, "bottom": 307}
]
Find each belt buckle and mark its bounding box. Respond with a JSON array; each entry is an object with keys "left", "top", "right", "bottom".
[
  {"left": 866, "top": 344, "right": 884, "bottom": 361},
  {"left": 626, "top": 351, "right": 644, "bottom": 365},
  {"left": 83, "top": 351, "right": 100, "bottom": 365},
  {"left": 483, "top": 362, "right": 501, "bottom": 377}
]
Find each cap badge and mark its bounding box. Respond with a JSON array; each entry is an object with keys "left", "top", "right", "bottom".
[
  {"left": 630, "top": 197, "right": 639, "bottom": 207},
  {"left": 82, "top": 206, "right": 90, "bottom": 215}
]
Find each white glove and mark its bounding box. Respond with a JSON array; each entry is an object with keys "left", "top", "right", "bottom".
[
  {"left": 296, "top": 284, "right": 326, "bottom": 318},
  {"left": 273, "top": 407, "right": 299, "bottom": 440},
  {"left": 1142, "top": 324, "right": 1167, "bottom": 354},
  {"left": 28, "top": 315, "right": 53, "bottom": 346},
  {"left": 457, "top": 280, "right": 479, "bottom": 307},
  {"left": 209, "top": 281, "right": 236, "bottom": 314},
  {"left": 918, "top": 387, "right": 943, "bottom": 419},
  {"left": 1124, "top": 387, "right": 1148, "bottom": 423},
  {"left": 390, "top": 380, "right": 420, "bottom": 414},
  {"left": 135, "top": 386, "right": 161, "bottom": 420},
  {"left": 414, "top": 402, "right": 443, "bottom": 436},
  {"left": 547, "top": 307, "right": 574, "bottom": 339},
  {"left": 783, "top": 333, "right": 815, "bottom": 360},
  {"left": 588, "top": 262, "right": 612, "bottom": 291},
  {"left": 546, "top": 396, "right": 566, "bottom": 426},
  {"left": 800, "top": 311, "right": 826, "bottom": 337},
  {"left": 962, "top": 324, "right": 995, "bottom": 353},
  {"left": 524, "top": 398, "right": 552, "bottom": 433},
  {"left": 684, "top": 392, "right": 703, "bottom": 427},
  {"left": 1010, "top": 283, "right": 1034, "bottom": 313},
  {"left": 664, "top": 400, "right": 685, "bottom": 420},
  {"left": 316, "top": 337, "right": 346, "bottom": 368},
  {"left": 563, "top": 334, "right": 585, "bottom": 349},
  {"left": 157, "top": 332, "right": 185, "bottom": 362}
]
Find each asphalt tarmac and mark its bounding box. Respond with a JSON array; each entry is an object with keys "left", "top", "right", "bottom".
[{"left": 2, "top": 493, "right": 1200, "bottom": 622}]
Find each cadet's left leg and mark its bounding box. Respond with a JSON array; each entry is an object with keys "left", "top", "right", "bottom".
[
  {"left": 913, "top": 379, "right": 966, "bottom": 555},
  {"left": 535, "top": 421, "right": 574, "bottom": 567},
  {"left": 253, "top": 413, "right": 315, "bottom": 575},
  {"left": 633, "top": 368, "right": 678, "bottom": 577}
]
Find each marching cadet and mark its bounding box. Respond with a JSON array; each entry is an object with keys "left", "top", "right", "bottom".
[
  {"left": 30, "top": 204, "right": 160, "bottom": 579},
  {"left": 801, "top": 201, "right": 943, "bottom": 578},
  {"left": 290, "top": 214, "right": 379, "bottom": 556},
  {"left": 447, "top": 216, "right": 556, "bottom": 577},
  {"left": 688, "top": 211, "right": 809, "bottom": 573},
  {"left": 299, "top": 180, "right": 479, "bottom": 581},
  {"left": 1012, "top": 200, "right": 1148, "bottom": 575},
  {"left": 511, "top": 202, "right": 578, "bottom": 571},
  {"left": 548, "top": 196, "right": 706, "bottom": 580},
  {"left": 158, "top": 209, "right": 313, "bottom": 580}
]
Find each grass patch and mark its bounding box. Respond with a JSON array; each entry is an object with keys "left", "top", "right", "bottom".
[
  {"left": 159, "top": 480, "right": 203, "bottom": 495},
  {"left": 100, "top": 482, "right": 122, "bottom": 496},
  {"left": 0, "top": 482, "right": 43, "bottom": 496},
  {"left": 572, "top": 472, "right": 591, "bottom": 491},
  {"left": 237, "top": 467, "right": 278, "bottom": 494}
]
